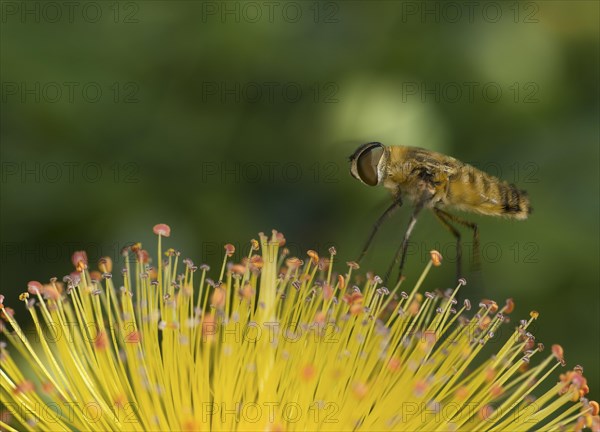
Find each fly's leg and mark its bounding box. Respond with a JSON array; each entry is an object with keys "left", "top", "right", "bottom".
[
  {"left": 433, "top": 208, "right": 462, "bottom": 280},
  {"left": 356, "top": 196, "right": 403, "bottom": 264},
  {"left": 435, "top": 208, "right": 480, "bottom": 272},
  {"left": 384, "top": 196, "right": 429, "bottom": 285}
]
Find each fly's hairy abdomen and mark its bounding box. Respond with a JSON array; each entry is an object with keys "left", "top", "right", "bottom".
[{"left": 445, "top": 164, "right": 531, "bottom": 220}]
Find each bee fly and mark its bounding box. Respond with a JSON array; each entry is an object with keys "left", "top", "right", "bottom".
[{"left": 349, "top": 142, "right": 531, "bottom": 284}]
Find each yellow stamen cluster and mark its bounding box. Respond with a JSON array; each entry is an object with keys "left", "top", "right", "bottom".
[{"left": 0, "top": 227, "right": 598, "bottom": 431}]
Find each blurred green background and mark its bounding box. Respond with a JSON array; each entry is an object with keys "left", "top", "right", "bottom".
[{"left": 1, "top": 1, "right": 598, "bottom": 397}]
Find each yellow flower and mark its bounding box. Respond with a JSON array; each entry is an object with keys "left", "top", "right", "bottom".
[{"left": 0, "top": 226, "right": 598, "bottom": 431}]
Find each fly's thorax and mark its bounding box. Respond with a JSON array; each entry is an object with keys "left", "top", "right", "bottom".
[
  {"left": 384, "top": 146, "right": 411, "bottom": 182},
  {"left": 383, "top": 147, "right": 432, "bottom": 196},
  {"left": 376, "top": 146, "right": 390, "bottom": 185}
]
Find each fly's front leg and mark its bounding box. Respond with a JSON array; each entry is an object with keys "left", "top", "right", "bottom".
[
  {"left": 356, "top": 196, "right": 403, "bottom": 264},
  {"left": 384, "top": 193, "right": 431, "bottom": 285}
]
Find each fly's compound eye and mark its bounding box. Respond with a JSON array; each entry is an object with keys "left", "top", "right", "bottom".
[{"left": 353, "top": 143, "right": 384, "bottom": 186}]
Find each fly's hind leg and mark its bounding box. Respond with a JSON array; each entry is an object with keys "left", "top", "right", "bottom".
[
  {"left": 435, "top": 208, "right": 480, "bottom": 272},
  {"left": 433, "top": 208, "right": 463, "bottom": 281}
]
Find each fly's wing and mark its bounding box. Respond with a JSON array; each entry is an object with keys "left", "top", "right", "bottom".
[{"left": 406, "top": 147, "right": 462, "bottom": 184}]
